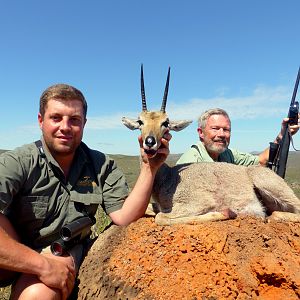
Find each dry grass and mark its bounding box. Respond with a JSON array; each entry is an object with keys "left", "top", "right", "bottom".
[{"left": 0, "top": 287, "right": 10, "bottom": 300}]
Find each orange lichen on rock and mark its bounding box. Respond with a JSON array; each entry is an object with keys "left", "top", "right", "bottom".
[{"left": 77, "top": 216, "right": 300, "bottom": 300}]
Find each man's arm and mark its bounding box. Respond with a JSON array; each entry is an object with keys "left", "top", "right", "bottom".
[
  {"left": 0, "top": 213, "right": 75, "bottom": 299},
  {"left": 109, "top": 133, "right": 171, "bottom": 226},
  {"left": 258, "top": 116, "right": 300, "bottom": 166}
]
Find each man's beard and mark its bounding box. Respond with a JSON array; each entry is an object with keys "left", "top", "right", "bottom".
[
  {"left": 44, "top": 136, "right": 78, "bottom": 158},
  {"left": 206, "top": 139, "right": 229, "bottom": 155}
]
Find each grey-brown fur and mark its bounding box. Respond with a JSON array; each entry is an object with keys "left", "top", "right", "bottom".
[{"left": 151, "top": 162, "right": 300, "bottom": 225}]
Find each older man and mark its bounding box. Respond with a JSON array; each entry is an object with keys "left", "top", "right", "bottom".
[{"left": 177, "top": 108, "right": 299, "bottom": 166}]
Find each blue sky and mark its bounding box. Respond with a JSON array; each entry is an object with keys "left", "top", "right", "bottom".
[{"left": 0, "top": 0, "right": 299, "bottom": 155}]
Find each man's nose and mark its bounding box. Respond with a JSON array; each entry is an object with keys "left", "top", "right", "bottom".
[
  {"left": 216, "top": 128, "right": 225, "bottom": 136},
  {"left": 60, "top": 118, "right": 71, "bottom": 130}
]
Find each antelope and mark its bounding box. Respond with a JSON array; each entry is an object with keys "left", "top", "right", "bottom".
[
  {"left": 122, "top": 66, "right": 300, "bottom": 225},
  {"left": 122, "top": 65, "right": 192, "bottom": 157},
  {"left": 151, "top": 162, "right": 300, "bottom": 225}
]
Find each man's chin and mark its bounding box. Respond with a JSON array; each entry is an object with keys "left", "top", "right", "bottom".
[
  {"left": 52, "top": 145, "right": 75, "bottom": 156},
  {"left": 209, "top": 145, "right": 227, "bottom": 154}
]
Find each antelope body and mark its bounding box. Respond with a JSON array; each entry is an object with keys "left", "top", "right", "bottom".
[
  {"left": 151, "top": 162, "right": 300, "bottom": 225},
  {"left": 122, "top": 66, "right": 300, "bottom": 225}
]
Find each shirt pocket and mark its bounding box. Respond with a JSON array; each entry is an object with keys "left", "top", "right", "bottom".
[
  {"left": 69, "top": 192, "right": 103, "bottom": 220},
  {"left": 104, "top": 168, "right": 125, "bottom": 186},
  {"left": 14, "top": 196, "right": 49, "bottom": 238}
]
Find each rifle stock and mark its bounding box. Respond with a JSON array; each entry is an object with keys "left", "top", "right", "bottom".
[
  {"left": 268, "top": 66, "right": 300, "bottom": 178},
  {"left": 275, "top": 125, "right": 291, "bottom": 178}
]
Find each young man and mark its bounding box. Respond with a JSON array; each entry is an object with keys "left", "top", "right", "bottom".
[
  {"left": 0, "top": 84, "right": 171, "bottom": 300},
  {"left": 176, "top": 108, "right": 299, "bottom": 166}
]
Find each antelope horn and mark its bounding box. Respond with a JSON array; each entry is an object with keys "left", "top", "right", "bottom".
[
  {"left": 141, "top": 64, "right": 147, "bottom": 111},
  {"left": 161, "top": 67, "right": 170, "bottom": 112}
]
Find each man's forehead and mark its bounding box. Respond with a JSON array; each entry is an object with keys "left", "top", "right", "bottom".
[
  {"left": 47, "top": 98, "right": 83, "bottom": 108},
  {"left": 207, "top": 114, "right": 231, "bottom": 126},
  {"left": 46, "top": 98, "right": 84, "bottom": 114},
  {"left": 48, "top": 97, "right": 82, "bottom": 104}
]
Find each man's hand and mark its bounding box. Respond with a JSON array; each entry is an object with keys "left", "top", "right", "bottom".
[
  {"left": 38, "top": 253, "right": 76, "bottom": 300},
  {"left": 277, "top": 114, "right": 300, "bottom": 142},
  {"left": 289, "top": 112, "right": 300, "bottom": 135},
  {"left": 139, "top": 132, "right": 172, "bottom": 171}
]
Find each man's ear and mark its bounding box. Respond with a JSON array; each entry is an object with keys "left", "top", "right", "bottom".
[
  {"left": 197, "top": 127, "right": 204, "bottom": 140},
  {"left": 38, "top": 113, "right": 43, "bottom": 129},
  {"left": 169, "top": 120, "right": 192, "bottom": 132},
  {"left": 83, "top": 118, "right": 87, "bottom": 127},
  {"left": 122, "top": 117, "right": 141, "bottom": 130}
]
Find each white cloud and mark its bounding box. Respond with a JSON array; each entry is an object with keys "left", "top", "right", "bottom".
[
  {"left": 84, "top": 84, "right": 291, "bottom": 130},
  {"left": 86, "top": 115, "right": 126, "bottom": 130},
  {"left": 167, "top": 85, "right": 291, "bottom": 121}
]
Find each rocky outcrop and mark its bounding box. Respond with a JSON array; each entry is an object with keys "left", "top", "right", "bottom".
[{"left": 76, "top": 217, "right": 300, "bottom": 300}]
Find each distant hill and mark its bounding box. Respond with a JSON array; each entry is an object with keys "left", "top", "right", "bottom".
[
  {"left": 285, "top": 151, "right": 300, "bottom": 197},
  {"left": 108, "top": 153, "right": 180, "bottom": 189}
]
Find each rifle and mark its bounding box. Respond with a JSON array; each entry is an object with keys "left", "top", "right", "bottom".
[
  {"left": 51, "top": 216, "right": 95, "bottom": 256},
  {"left": 268, "top": 66, "right": 300, "bottom": 178}
]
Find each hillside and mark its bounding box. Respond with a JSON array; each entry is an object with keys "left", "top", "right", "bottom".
[
  {"left": 284, "top": 151, "right": 300, "bottom": 196},
  {"left": 109, "top": 153, "right": 181, "bottom": 189}
]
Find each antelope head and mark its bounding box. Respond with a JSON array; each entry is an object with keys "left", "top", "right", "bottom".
[{"left": 122, "top": 65, "right": 192, "bottom": 157}]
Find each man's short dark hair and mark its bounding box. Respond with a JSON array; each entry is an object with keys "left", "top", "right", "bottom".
[{"left": 39, "top": 84, "right": 88, "bottom": 118}]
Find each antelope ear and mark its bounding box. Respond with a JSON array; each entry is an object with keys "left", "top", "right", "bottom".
[
  {"left": 169, "top": 120, "right": 193, "bottom": 132},
  {"left": 122, "top": 117, "right": 141, "bottom": 130}
]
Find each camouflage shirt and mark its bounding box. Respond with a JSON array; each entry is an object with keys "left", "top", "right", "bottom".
[{"left": 0, "top": 139, "right": 128, "bottom": 249}]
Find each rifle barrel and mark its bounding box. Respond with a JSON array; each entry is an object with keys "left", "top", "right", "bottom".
[
  {"left": 290, "top": 66, "right": 300, "bottom": 106},
  {"left": 275, "top": 66, "right": 300, "bottom": 178}
]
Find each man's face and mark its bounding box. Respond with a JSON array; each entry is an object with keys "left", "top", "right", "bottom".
[
  {"left": 38, "top": 98, "right": 86, "bottom": 159},
  {"left": 198, "top": 114, "right": 231, "bottom": 157}
]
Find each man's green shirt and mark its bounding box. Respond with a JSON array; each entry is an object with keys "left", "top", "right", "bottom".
[
  {"left": 0, "top": 139, "right": 128, "bottom": 249},
  {"left": 176, "top": 141, "right": 259, "bottom": 166}
]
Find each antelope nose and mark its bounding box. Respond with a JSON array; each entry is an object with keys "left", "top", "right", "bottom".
[{"left": 145, "top": 136, "right": 156, "bottom": 148}]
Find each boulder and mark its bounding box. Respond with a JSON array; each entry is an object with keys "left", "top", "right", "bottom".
[{"left": 77, "top": 217, "right": 300, "bottom": 300}]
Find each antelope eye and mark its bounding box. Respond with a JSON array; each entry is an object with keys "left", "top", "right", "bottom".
[
  {"left": 162, "top": 121, "right": 169, "bottom": 128},
  {"left": 137, "top": 120, "right": 144, "bottom": 126}
]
